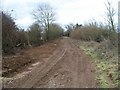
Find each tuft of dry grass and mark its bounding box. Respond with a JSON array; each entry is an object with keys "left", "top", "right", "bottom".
[{"left": 70, "top": 22, "right": 118, "bottom": 47}]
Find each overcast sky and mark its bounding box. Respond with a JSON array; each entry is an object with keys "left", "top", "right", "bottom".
[{"left": 1, "top": 0, "right": 119, "bottom": 29}]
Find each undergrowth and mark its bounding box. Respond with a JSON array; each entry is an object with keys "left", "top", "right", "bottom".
[{"left": 73, "top": 39, "right": 118, "bottom": 88}]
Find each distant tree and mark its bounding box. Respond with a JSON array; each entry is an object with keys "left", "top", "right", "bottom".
[
  {"left": 32, "top": 3, "right": 56, "bottom": 40},
  {"left": 65, "top": 24, "right": 75, "bottom": 36},
  {"left": 75, "top": 23, "right": 82, "bottom": 29}
]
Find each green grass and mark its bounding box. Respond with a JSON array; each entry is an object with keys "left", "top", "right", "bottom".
[
  {"left": 74, "top": 40, "right": 118, "bottom": 88},
  {"left": 98, "top": 75, "right": 109, "bottom": 88},
  {"left": 80, "top": 46, "right": 110, "bottom": 88}
]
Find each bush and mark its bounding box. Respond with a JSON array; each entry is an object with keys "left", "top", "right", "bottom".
[
  {"left": 16, "top": 29, "right": 28, "bottom": 48},
  {"left": 70, "top": 22, "right": 118, "bottom": 45},
  {"left": 28, "top": 23, "right": 42, "bottom": 46},
  {"left": 2, "top": 11, "right": 28, "bottom": 54},
  {"left": 48, "top": 23, "right": 63, "bottom": 40},
  {"left": 2, "top": 12, "right": 18, "bottom": 54}
]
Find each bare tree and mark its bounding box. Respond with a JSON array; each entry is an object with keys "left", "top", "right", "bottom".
[
  {"left": 32, "top": 3, "right": 56, "bottom": 40},
  {"left": 105, "top": 0, "right": 115, "bottom": 31}
]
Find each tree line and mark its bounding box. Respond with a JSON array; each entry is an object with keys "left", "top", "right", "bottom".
[
  {"left": 65, "top": 0, "right": 118, "bottom": 46},
  {"left": 2, "top": 3, "right": 64, "bottom": 55}
]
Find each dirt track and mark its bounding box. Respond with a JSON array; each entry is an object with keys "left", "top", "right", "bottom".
[{"left": 3, "top": 37, "right": 97, "bottom": 88}]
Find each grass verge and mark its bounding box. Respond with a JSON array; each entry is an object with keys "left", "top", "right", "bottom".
[{"left": 72, "top": 39, "right": 118, "bottom": 88}]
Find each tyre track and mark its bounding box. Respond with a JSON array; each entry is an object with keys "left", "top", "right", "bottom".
[
  {"left": 5, "top": 38, "right": 67, "bottom": 88},
  {"left": 4, "top": 37, "right": 97, "bottom": 88},
  {"left": 22, "top": 48, "right": 67, "bottom": 88}
]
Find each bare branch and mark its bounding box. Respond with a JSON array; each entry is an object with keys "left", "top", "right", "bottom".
[
  {"left": 32, "top": 3, "right": 56, "bottom": 40},
  {"left": 104, "top": 0, "right": 115, "bottom": 31}
]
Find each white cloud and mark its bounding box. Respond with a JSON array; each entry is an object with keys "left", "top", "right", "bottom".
[
  {"left": 15, "top": 17, "right": 34, "bottom": 29},
  {"left": 2, "top": 0, "right": 119, "bottom": 29}
]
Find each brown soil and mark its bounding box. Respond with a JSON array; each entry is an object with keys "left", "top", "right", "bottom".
[
  {"left": 2, "top": 38, "right": 60, "bottom": 77},
  {"left": 3, "top": 37, "right": 97, "bottom": 88}
]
